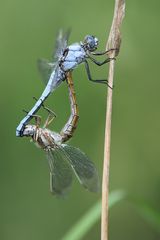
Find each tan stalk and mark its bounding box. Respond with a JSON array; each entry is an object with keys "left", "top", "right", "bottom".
[{"left": 101, "top": 1, "right": 125, "bottom": 239}]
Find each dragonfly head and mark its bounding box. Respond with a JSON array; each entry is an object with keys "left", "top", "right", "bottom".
[
  {"left": 83, "top": 35, "right": 99, "bottom": 51},
  {"left": 23, "top": 124, "right": 37, "bottom": 137}
]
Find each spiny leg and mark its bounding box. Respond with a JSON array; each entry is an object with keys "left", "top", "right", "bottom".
[
  {"left": 22, "top": 109, "right": 42, "bottom": 141},
  {"left": 91, "top": 48, "right": 118, "bottom": 56},
  {"left": 22, "top": 109, "right": 41, "bottom": 127},
  {"left": 43, "top": 113, "right": 55, "bottom": 128},
  {"left": 33, "top": 96, "right": 56, "bottom": 117},
  {"left": 42, "top": 106, "right": 57, "bottom": 128},
  {"left": 33, "top": 96, "right": 57, "bottom": 128},
  {"left": 88, "top": 55, "right": 116, "bottom": 66},
  {"left": 84, "top": 60, "right": 113, "bottom": 89}
]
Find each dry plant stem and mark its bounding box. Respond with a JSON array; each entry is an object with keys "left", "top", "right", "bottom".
[
  {"left": 101, "top": 61, "right": 114, "bottom": 240},
  {"left": 101, "top": 0, "right": 125, "bottom": 240}
]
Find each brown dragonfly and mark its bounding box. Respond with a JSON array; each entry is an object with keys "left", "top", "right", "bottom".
[{"left": 23, "top": 72, "right": 99, "bottom": 196}]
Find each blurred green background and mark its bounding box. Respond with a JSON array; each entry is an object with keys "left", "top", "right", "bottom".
[{"left": 0, "top": 0, "right": 160, "bottom": 239}]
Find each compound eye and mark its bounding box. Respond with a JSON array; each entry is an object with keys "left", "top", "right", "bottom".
[{"left": 94, "top": 37, "right": 98, "bottom": 45}]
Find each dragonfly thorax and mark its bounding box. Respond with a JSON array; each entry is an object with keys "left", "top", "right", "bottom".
[
  {"left": 34, "top": 128, "right": 58, "bottom": 150},
  {"left": 82, "top": 35, "right": 99, "bottom": 52}
]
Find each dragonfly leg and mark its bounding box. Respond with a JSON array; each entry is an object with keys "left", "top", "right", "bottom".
[
  {"left": 22, "top": 109, "right": 41, "bottom": 140},
  {"left": 91, "top": 48, "right": 118, "bottom": 56},
  {"left": 42, "top": 104, "right": 57, "bottom": 128},
  {"left": 22, "top": 109, "right": 41, "bottom": 126},
  {"left": 84, "top": 60, "right": 113, "bottom": 89},
  {"left": 33, "top": 96, "right": 57, "bottom": 126},
  {"left": 22, "top": 109, "right": 29, "bottom": 115},
  {"left": 33, "top": 96, "right": 56, "bottom": 117},
  {"left": 32, "top": 115, "right": 41, "bottom": 142},
  {"left": 43, "top": 113, "right": 56, "bottom": 128},
  {"left": 88, "top": 55, "right": 116, "bottom": 66},
  {"left": 42, "top": 105, "right": 56, "bottom": 118}
]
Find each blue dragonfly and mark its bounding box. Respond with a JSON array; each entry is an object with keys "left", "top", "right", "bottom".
[
  {"left": 22, "top": 72, "right": 99, "bottom": 196},
  {"left": 16, "top": 30, "right": 115, "bottom": 137}
]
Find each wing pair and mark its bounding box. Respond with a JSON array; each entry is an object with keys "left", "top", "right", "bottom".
[
  {"left": 37, "top": 30, "right": 70, "bottom": 85},
  {"left": 47, "top": 144, "right": 100, "bottom": 196}
]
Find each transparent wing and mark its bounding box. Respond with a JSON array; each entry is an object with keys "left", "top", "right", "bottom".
[
  {"left": 53, "top": 29, "right": 70, "bottom": 61},
  {"left": 37, "top": 30, "right": 70, "bottom": 86},
  {"left": 37, "top": 58, "right": 57, "bottom": 85},
  {"left": 46, "top": 147, "right": 73, "bottom": 196},
  {"left": 60, "top": 144, "right": 100, "bottom": 192}
]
